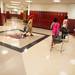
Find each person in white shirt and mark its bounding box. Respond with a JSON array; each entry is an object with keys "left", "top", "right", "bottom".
[{"left": 61, "top": 16, "right": 68, "bottom": 39}]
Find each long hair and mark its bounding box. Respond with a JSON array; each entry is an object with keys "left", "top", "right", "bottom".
[
  {"left": 53, "top": 17, "right": 58, "bottom": 22},
  {"left": 64, "top": 16, "right": 68, "bottom": 19}
]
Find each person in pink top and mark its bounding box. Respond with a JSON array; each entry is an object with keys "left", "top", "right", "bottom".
[{"left": 51, "top": 17, "right": 60, "bottom": 48}]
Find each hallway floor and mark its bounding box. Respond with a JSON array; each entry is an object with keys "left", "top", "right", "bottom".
[{"left": 0, "top": 18, "right": 75, "bottom": 75}]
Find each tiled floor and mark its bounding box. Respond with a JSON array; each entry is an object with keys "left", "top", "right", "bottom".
[{"left": 0, "top": 18, "right": 75, "bottom": 75}]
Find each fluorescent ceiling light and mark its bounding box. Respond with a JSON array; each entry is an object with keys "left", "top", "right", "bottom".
[
  {"left": 11, "top": 1, "right": 20, "bottom": 3},
  {"left": 11, "top": 3, "right": 20, "bottom": 6},
  {"left": 25, "top": 0, "right": 32, "bottom": 3},
  {"left": 53, "top": 0, "right": 61, "bottom": 2},
  {"left": 6, "top": 5, "right": 19, "bottom": 9},
  {"left": 13, "top": 8, "right": 18, "bottom": 11}
]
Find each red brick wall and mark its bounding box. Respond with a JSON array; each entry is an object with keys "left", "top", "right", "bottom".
[{"left": 68, "top": 19, "right": 75, "bottom": 33}]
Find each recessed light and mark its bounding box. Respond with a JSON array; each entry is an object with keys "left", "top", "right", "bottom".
[
  {"left": 25, "top": 0, "right": 32, "bottom": 3},
  {"left": 1, "top": 50, "right": 8, "bottom": 55},
  {"left": 53, "top": 0, "right": 61, "bottom": 2}
]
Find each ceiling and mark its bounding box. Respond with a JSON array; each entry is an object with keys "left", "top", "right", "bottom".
[
  {"left": 2, "top": 0, "right": 75, "bottom": 11},
  {"left": 3, "top": 0, "right": 75, "bottom": 4}
]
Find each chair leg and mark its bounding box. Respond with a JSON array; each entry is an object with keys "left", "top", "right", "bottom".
[
  {"left": 60, "top": 41, "right": 64, "bottom": 53},
  {"left": 67, "top": 34, "right": 69, "bottom": 41}
]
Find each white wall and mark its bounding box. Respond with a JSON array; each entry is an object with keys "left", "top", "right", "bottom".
[
  {"left": 30, "top": 4, "right": 75, "bottom": 19},
  {"left": 0, "top": 0, "right": 4, "bottom": 13},
  {"left": 30, "top": 4, "right": 68, "bottom": 12},
  {"left": 68, "top": 4, "right": 75, "bottom": 19}
]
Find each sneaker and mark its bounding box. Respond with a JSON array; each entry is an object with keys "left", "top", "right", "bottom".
[{"left": 24, "top": 34, "right": 27, "bottom": 37}]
